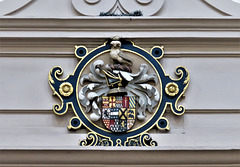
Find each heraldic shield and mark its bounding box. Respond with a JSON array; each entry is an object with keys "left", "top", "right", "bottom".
[
  {"left": 48, "top": 37, "right": 190, "bottom": 146},
  {"left": 102, "top": 96, "right": 136, "bottom": 132}
]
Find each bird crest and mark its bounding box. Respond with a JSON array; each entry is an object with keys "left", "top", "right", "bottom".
[{"left": 48, "top": 38, "right": 190, "bottom": 146}]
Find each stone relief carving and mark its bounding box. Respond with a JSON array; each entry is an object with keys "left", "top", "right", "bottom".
[
  {"left": 72, "top": 0, "right": 164, "bottom": 16},
  {"left": 49, "top": 37, "right": 190, "bottom": 146},
  {"left": 1, "top": 0, "right": 239, "bottom": 17},
  {"left": 0, "top": 0, "right": 32, "bottom": 16},
  {"left": 79, "top": 38, "right": 159, "bottom": 121},
  {"left": 204, "top": 0, "right": 240, "bottom": 16}
]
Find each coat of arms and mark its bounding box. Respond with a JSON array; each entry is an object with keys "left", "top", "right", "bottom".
[
  {"left": 102, "top": 96, "right": 136, "bottom": 132},
  {"left": 49, "top": 37, "right": 190, "bottom": 146}
]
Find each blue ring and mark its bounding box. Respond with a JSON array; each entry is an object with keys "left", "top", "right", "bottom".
[
  {"left": 71, "top": 118, "right": 81, "bottom": 127},
  {"left": 158, "top": 119, "right": 167, "bottom": 129},
  {"left": 76, "top": 47, "right": 87, "bottom": 57},
  {"left": 151, "top": 47, "right": 163, "bottom": 58},
  {"left": 72, "top": 43, "right": 167, "bottom": 144}
]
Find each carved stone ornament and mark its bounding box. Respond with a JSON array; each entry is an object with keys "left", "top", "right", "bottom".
[
  {"left": 49, "top": 37, "right": 190, "bottom": 146},
  {"left": 72, "top": 0, "right": 164, "bottom": 16}
]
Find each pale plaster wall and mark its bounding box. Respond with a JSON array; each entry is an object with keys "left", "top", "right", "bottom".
[{"left": 0, "top": 0, "right": 240, "bottom": 166}]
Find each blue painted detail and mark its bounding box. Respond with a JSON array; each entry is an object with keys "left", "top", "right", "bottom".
[
  {"left": 71, "top": 118, "right": 81, "bottom": 128},
  {"left": 151, "top": 47, "right": 163, "bottom": 58},
  {"left": 49, "top": 41, "right": 189, "bottom": 146},
  {"left": 125, "top": 133, "right": 157, "bottom": 146},
  {"left": 76, "top": 47, "right": 87, "bottom": 57},
  {"left": 158, "top": 119, "right": 167, "bottom": 129},
  {"left": 79, "top": 132, "right": 113, "bottom": 146}
]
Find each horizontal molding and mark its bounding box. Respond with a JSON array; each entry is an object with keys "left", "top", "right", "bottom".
[
  {"left": 0, "top": 150, "right": 239, "bottom": 165},
  {"left": 1, "top": 51, "right": 240, "bottom": 58},
  {"left": 1, "top": 165, "right": 240, "bottom": 167},
  {"left": 0, "top": 113, "right": 239, "bottom": 151},
  {"left": 0, "top": 57, "right": 240, "bottom": 110},
  {"left": 1, "top": 31, "right": 238, "bottom": 38},
  {"left": 1, "top": 17, "right": 239, "bottom": 29},
  {"left": 0, "top": 17, "right": 239, "bottom": 38},
  {"left": 1, "top": 37, "right": 239, "bottom": 44},
  {"left": 0, "top": 109, "right": 239, "bottom": 114},
  {"left": 165, "top": 52, "right": 240, "bottom": 57},
  {"left": 0, "top": 52, "right": 76, "bottom": 58}
]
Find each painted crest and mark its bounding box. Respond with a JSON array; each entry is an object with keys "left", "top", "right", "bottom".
[
  {"left": 102, "top": 96, "right": 136, "bottom": 132},
  {"left": 48, "top": 37, "right": 190, "bottom": 146}
]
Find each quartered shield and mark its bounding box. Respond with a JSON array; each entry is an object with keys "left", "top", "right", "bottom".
[{"left": 102, "top": 96, "right": 136, "bottom": 132}]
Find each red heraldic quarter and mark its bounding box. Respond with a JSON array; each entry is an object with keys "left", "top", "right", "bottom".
[{"left": 102, "top": 96, "right": 136, "bottom": 132}]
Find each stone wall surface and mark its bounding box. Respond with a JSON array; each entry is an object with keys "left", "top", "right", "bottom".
[{"left": 0, "top": 0, "right": 240, "bottom": 166}]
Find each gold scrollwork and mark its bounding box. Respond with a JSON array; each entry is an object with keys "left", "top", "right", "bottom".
[
  {"left": 79, "top": 132, "right": 98, "bottom": 146},
  {"left": 127, "top": 139, "right": 140, "bottom": 146},
  {"left": 79, "top": 132, "right": 113, "bottom": 146},
  {"left": 49, "top": 41, "right": 190, "bottom": 147},
  {"left": 124, "top": 133, "right": 157, "bottom": 146},
  {"left": 98, "top": 137, "right": 111, "bottom": 146},
  {"left": 59, "top": 82, "right": 74, "bottom": 97},
  {"left": 165, "top": 82, "right": 179, "bottom": 96},
  {"left": 116, "top": 139, "right": 123, "bottom": 146}
]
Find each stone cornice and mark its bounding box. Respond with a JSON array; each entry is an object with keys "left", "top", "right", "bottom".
[
  {"left": 1, "top": 17, "right": 239, "bottom": 38},
  {"left": 1, "top": 150, "right": 240, "bottom": 166}
]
